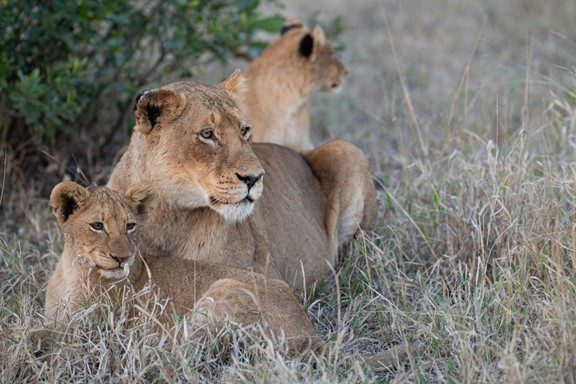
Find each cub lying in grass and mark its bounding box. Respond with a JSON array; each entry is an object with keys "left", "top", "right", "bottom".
[{"left": 44, "top": 181, "right": 322, "bottom": 355}]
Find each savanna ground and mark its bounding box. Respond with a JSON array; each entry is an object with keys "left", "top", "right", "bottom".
[{"left": 2, "top": 0, "right": 576, "bottom": 382}]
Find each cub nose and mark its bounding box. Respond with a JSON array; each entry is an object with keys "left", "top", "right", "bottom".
[
  {"left": 236, "top": 172, "right": 264, "bottom": 189},
  {"left": 110, "top": 253, "right": 129, "bottom": 264}
]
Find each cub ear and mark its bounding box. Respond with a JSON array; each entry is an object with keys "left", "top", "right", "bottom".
[
  {"left": 50, "top": 182, "right": 90, "bottom": 226},
  {"left": 299, "top": 25, "right": 327, "bottom": 59},
  {"left": 134, "top": 89, "right": 187, "bottom": 134},
  {"left": 218, "top": 69, "right": 247, "bottom": 109},
  {"left": 311, "top": 25, "right": 327, "bottom": 47},
  {"left": 125, "top": 183, "right": 156, "bottom": 219},
  {"left": 298, "top": 33, "right": 314, "bottom": 58}
]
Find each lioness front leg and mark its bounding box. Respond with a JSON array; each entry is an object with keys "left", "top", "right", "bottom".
[
  {"left": 303, "top": 140, "right": 377, "bottom": 261},
  {"left": 190, "top": 278, "right": 323, "bottom": 356}
]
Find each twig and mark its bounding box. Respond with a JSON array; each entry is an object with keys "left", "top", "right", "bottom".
[
  {"left": 0, "top": 148, "right": 6, "bottom": 206},
  {"left": 383, "top": 13, "right": 427, "bottom": 157},
  {"left": 446, "top": 14, "right": 487, "bottom": 135}
]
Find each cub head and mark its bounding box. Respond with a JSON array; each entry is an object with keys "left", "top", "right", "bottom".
[
  {"left": 131, "top": 70, "right": 264, "bottom": 222},
  {"left": 280, "top": 19, "right": 348, "bottom": 92},
  {"left": 50, "top": 182, "right": 154, "bottom": 280}
]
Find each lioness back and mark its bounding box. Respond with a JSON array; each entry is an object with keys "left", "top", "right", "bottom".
[
  {"left": 251, "top": 143, "right": 330, "bottom": 289},
  {"left": 245, "top": 19, "right": 347, "bottom": 152}
]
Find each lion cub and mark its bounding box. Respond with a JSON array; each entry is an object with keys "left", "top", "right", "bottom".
[
  {"left": 45, "top": 181, "right": 322, "bottom": 355},
  {"left": 245, "top": 19, "right": 348, "bottom": 152}
]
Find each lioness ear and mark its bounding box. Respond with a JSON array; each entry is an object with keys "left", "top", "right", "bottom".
[
  {"left": 125, "top": 183, "right": 156, "bottom": 219},
  {"left": 50, "top": 182, "right": 90, "bottom": 226},
  {"left": 218, "top": 69, "right": 247, "bottom": 109},
  {"left": 134, "top": 89, "right": 187, "bottom": 134}
]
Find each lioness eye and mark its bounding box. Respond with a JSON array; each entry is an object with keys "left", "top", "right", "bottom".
[
  {"left": 90, "top": 222, "right": 104, "bottom": 231},
  {"left": 241, "top": 126, "right": 251, "bottom": 137},
  {"left": 126, "top": 222, "right": 137, "bottom": 233},
  {"left": 199, "top": 128, "right": 214, "bottom": 140}
]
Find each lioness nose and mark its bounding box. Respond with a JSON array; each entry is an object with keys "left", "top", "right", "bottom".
[{"left": 236, "top": 172, "right": 264, "bottom": 189}]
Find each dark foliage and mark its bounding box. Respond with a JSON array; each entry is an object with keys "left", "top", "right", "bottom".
[{"left": 0, "top": 0, "right": 282, "bottom": 201}]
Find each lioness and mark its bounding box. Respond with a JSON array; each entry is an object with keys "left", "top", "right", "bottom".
[
  {"left": 107, "top": 70, "right": 376, "bottom": 292},
  {"left": 45, "top": 181, "right": 322, "bottom": 355},
  {"left": 245, "top": 19, "right": 348, "bottom": 151}
]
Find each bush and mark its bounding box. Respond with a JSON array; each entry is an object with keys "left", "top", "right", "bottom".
[{"left": 0, "top": 0, "right": 282, "bottom": 182}]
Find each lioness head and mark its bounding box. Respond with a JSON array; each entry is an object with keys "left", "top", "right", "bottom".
[
  {"left": 280, "top": 19, "right": 348, "bottom": 92},
  {"left": 50, "top": 182, "right": 154, "bottom": 279},
  {"left": 130, "top": 70, "right": 264, "bottom": 222}
]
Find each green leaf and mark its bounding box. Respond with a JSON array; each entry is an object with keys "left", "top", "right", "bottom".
[{"left": 253, "top": 16, "right": 284, "bottom": 33}]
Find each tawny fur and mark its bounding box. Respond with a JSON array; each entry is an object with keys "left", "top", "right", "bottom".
[
  {"left": 303, "top": 140, "right": 378, "bottom": 258},
  {"left": 244, "top": 20, "right": 348, "bottom": 152},
  {"left": 107, "top": 71, "right": 376, "bottom": 292},
  {"left": 45, "top": 182, "right": 322, "bottom": 355}
]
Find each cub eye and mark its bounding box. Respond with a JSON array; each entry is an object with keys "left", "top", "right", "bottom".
[
  {"left": 90, "top": 222, "right": 104, "bottom": 231},
  {"left": 241, "top": 126, "right": 251, "bottom": 138},
  {"left": 126, "top": 222, "right": 137, "bottom": 233},
  {"left": 199, "top": 128, "right": 215, "bottom": 140}
]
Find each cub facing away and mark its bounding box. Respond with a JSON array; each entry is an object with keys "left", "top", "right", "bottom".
[
  {"left": 245, "top": 19, "right": 348, "bottom": 152},
  {"left": 107, "top": 70, "right": 376, "bottom": 292},
  {"left": 45, "top": 181, "right": 322, "bottom": 355}
]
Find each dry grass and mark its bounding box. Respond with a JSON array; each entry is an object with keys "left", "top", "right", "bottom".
[{"left": 2, "top": 0, "right": 576, "bottom": 382}]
